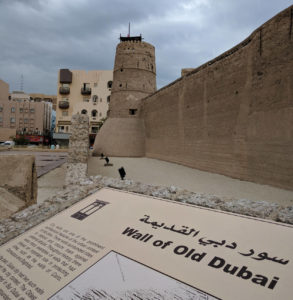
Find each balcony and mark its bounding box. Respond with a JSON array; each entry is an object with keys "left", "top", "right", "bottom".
[
  {"left": 59, "top": 69, "right": 72, "bottom": 83},
  {"left": 81, "top": 87, "right": 91, "bottom": 95},
  {"left": 59, "top": 101, "right": 69, "bottom": 109},
  {"left": 59, "top": 86, "right": 70, "bottom": 95}
]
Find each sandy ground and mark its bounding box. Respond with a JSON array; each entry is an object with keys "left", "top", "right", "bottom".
[
  {"left": 87, "top": 157, "right": 293, "bottom": 206},
  {"left": 37, "top": 164, "right": 66, "bottom": 203},
  {"left": 37, "top": 156, "right": 293, "bottom": 206}
]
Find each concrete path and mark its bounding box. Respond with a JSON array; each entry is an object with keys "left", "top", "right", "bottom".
[{"left": 88, "top": 156, "right": 293, "bottom": 206}]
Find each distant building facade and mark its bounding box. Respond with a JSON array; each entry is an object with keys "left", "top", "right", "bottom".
[
  {"left": 29, "top": 93, "right": 57, "bottom": 111},
  {"left": 10, "top": 91, "right": 30, "bottom": 101},
  {"left": 54, "top": 69, "right": 112, "bottom": 146},
  {"left": 0, "top": 79, "right": 9, "bottom": 102},
  {"left": 0, "top": 81, "right": 52, "bottom": 144}
]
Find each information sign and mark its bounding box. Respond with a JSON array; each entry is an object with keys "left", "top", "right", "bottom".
[{"left": 0, "top": 188, "right": 292, "bottom": 299}]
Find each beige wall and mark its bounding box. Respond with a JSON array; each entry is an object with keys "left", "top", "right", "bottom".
[
  {"left": 0, "top": 128, "right": 16, "bottom": 142},
  {"left": 0, "top": 155, "right": 37, "bottom": 206},
  {"left": 0, "top": 79, "right": 9, "bottom": 102},
  {"left": 56, "top": 70, "right": 112, "bottom": 134},
  {"left": 142, "top": 6, "right": 293, "bottom": 190}
]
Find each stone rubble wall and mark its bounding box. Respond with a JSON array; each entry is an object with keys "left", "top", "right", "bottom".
[
  {"left": 0, "top": 175, "right": 292, "bottom": 246},
  {"left": 65, "top": 113, "right": 89, "bottom": 185}
]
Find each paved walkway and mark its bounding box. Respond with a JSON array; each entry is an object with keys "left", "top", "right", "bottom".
[{"left": 88, "top": 156, "right": 293, "bottom": 206}]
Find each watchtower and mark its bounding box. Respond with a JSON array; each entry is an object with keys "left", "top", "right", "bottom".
[{"left": 93, "top": 34, "right": 156, "bottom": 156}]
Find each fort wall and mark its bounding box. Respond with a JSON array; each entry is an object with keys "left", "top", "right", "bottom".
[{"left": 142, "top": 6, "right": 293, "bottom": 190}]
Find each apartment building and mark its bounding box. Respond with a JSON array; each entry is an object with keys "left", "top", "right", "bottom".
[
  {"left": 0, "top": 81, "right": 52, "bottom": 144},
  {"left": 0, "top": 99, "right": 52, "bottom": 143},
  {"left": 30, "top": 93, "right": 57, "bottom": 111},
  {"left": 54, "top": 69, "right": 112, "bottom": 146}
]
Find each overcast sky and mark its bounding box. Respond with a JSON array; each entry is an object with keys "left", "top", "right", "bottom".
[{"left": 0, "top": 0, "right": 292, "bottom": 95}]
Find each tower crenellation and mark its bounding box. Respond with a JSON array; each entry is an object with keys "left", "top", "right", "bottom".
[{"left": 109, "top": 37, "right": 156, "bottom": 118}]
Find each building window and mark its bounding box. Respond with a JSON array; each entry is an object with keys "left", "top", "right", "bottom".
[
  {"left": 99, "top": 112, "right": 102, "bottom": 117},
  {"left": 107, "top": 96, "right": 110, "bottom": 103},
  {"left": 30, "top": 108, "right": 35, "bottom": 113},
  {"left": 65, "top": 126, "right": 69, "bottom": 132},
  {"left": 10, "top": 117, "right": 15, "bottom": 123},
  {"left": 24, "top": 119, "right": 28, "bottom": 123},
  {"left": 107, "top": 81, "right": 112, "bottom": 89},
  {"left": 58, "top": 126, "right": 64, "bottom": 133},
  {"left": 83, "top": 97, "right": 90, "bottom": 102},
  {"left": 0, "top": 107, "right": 2, "bottom": 112},
  {"left": 92, "top": 95, "right": 98, "bottom": 103},
  {"left": 91, "top": 110, "right": 97, "bottom": 117},
  {"left": 91, "top": 127, "right": 98, "bottom": 133},
  {"left": 11, "top": 107, "right": 15, "bottom": 113},
  {"left": 94, "top": 82, "right": 98, "bottom": 87},
  {"left": 129, "top": 109, "right": 137, "bottom": 115},
  {"left": 62, "top": 111, "right": 68, "bottom": 116},
  {"left": 19, "top": 108, "right": 23, "bottom": 112},
  {"left": 81, "top": 109, "right": 87, "bottom": 114}
]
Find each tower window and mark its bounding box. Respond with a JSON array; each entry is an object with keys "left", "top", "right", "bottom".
[
  {"left": 91, "top": 109, "right": 97, "bottom": 117},
  {"left": 129, "top": 109, "right": 137, "bottom": 115},
  {"left": 93, "top": 95, "right": 98, "bottom": 102},
  {"left": 107, "top": 96, "right": 110, "bottom": 103},
  {"left": 81, "top": 109, "right": 87, "bottom": 114},
  {"left": 107, "top": 81, "right": 112, "bottom": 89}
]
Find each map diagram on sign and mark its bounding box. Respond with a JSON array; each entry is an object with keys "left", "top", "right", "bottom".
[{"left": 50, "top": 251, "right": 219, "bottom": 300}]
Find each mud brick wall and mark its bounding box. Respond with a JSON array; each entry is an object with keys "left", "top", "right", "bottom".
[
  {"left": 142, "top": 6, "right": 293, "bottom": 190},
  {"left": 0, "top": 155, "right": 37, "bottom": 205}
]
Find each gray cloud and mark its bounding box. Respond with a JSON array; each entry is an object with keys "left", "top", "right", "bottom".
[{"left": 0, "top": 0, "right": 292, "bottom": 95}]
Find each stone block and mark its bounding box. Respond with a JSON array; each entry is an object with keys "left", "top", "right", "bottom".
[{"left": 0, "top": 155, "right": 37, "bottom": 206}]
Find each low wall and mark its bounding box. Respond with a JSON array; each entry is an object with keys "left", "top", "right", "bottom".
[
  {"left": 142, "top": 6, "right": 293, "bottom": 190},
  {"left": 0, "top": 175, "right": 292, "bottom": 246},
  {"left": 0, "top": 155, "right": 37, "bottom": 206}
]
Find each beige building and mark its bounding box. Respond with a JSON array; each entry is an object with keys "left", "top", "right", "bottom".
[
  {"left": 54, "top": 69, "right": 112, "bottom": 145},
  {"left": 0, "top": 81, "right": 52, "bottom": 143},
  {"left": 30, "top": 93, "right": 57, "bottom": 111},
  {"left": 10, "top": 91, "right": 31, "bottom": 101},
  {"left": 0, "top": 79, "right": 9, "bottom": 102},
  {"left": 0, "top": 99, "right": 52, "bottom": 140}
]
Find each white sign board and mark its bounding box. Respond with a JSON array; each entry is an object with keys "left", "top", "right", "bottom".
[{"left": 0, "top": 188, "right": 292, "bottom": 299}]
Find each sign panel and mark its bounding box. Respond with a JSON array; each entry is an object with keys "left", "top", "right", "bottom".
[{"left": 0, "top": 188, "right": 292, "bottom": 299}]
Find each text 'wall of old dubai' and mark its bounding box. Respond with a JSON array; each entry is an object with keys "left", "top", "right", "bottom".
[{"left": 0, "top": 188, "right": 292, "bottom": 299}]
